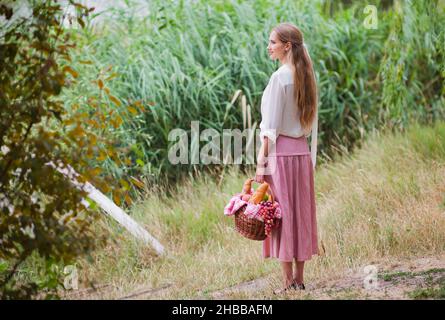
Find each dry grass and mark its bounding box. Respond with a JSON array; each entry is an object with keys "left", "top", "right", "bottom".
[{"left": 71, "top": 122, "right": 445, "bottom": 299}]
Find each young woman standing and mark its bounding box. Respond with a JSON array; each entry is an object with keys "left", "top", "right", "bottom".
[{"left": 255, "top": 22, "right": 319, "bottom": 294}]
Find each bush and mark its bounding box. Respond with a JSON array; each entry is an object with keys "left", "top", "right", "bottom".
[{"left": 0, "top": 1, "right": 133, "bottom": 299}]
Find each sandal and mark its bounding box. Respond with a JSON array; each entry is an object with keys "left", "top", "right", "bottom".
[{"left": 292, "top": 279, "right": 306, "bottom": 290}]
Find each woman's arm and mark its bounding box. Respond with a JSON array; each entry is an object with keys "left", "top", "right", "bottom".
[
  {"left": 259, "top": 74, "right": 285, "bottom": 145},
  {"left": 262, "top": 136, "right": 269, "bottom": 157},
  {"left": 257, "top": 73, "right": 285, "bottom": 182},
  {"left": 255, "top": 137, "right": 269, "bottom": 183}
]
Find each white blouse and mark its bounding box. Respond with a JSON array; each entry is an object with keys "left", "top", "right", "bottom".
[{"left": 259, "top": 63, "right": 318, "bottom": 169}]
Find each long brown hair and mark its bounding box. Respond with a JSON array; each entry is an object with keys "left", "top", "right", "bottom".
[{"left": 272, "top": 23, "right": 317, "bottom": 133}]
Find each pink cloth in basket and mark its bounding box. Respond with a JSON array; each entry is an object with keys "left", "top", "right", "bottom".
[
  {"left": 224, "top": 189, "right": 261, "bottom": 219},
  {"left": 224, "top": 190, "right": 282, "bottom": 222}
]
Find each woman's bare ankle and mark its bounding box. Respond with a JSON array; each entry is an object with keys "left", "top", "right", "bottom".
[
  {"left": 284, "top": 279, "right": 293, "bottom": 287},
  {"left": 293, "top": 277, "right": 303, "bottom": 285}
]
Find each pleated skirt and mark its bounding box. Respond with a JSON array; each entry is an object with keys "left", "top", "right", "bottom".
[{"left": 262, "top": 134, "right": 319, "bottom": 262}]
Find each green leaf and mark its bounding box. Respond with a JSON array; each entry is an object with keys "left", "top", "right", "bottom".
[{"left": 0, "top": 260, "right": 9, "bottom": 273}]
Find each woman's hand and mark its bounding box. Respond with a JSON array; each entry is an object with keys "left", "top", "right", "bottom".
[
  {"left": 255, "top": 141, "right": 268, "bottom": 183},
  {"left": 255, "top": 157, "right": 266, "bottom": 183}
]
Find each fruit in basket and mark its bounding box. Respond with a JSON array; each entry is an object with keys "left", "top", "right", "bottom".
[{"left": 256, "top": 199, "right": 282, "bottom": 237}]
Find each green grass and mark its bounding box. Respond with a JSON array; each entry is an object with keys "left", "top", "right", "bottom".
[
  {"left": 408, "top": 274, "right": 445, "bottom": 299},
  {"left": 379, "top": 269, "right": 445, "bottom": 282},
  {"left": 59, "top": 0, "right": 445, "bottom": 185},
  {"left": 380, "top": 271, "right": 415, "bottom": 282},
  {"left": 70, "top": 121, "right": 445, "bottom": 299},
  {"left": 409, "top": 286, "right": 445, "bottom": 299}
]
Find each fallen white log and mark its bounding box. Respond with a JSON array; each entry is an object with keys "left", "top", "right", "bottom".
[{"left": 46, "top": 161, "right": 165, "bottom": 256}]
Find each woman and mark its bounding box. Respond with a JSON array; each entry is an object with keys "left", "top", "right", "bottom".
[{"left": 255, "top": 22, "right": 319, "bottom": 294}]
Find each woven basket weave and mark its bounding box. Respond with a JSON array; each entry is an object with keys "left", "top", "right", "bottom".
[
  {"left": 234, "top": 181, "right": 274, "bottom": 241},
  {"left": 234, "top": 209, "right": 266, "bottom": 240}
]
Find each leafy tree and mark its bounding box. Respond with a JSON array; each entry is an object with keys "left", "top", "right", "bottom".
[{"left": 0, "top": 0, "right": 138, "bottom": 298}]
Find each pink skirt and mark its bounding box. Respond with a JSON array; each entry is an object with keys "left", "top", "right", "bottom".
[{"left": 262, "top": 134, "right": 319, "bottom": 262}]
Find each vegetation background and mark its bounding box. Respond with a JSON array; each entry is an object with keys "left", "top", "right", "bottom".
[
  {"left": 61, "top": 0, "right": 445, "bottom": 189},
  {"left": 1, "top": 0, "right": 444, "bottom": 299}
]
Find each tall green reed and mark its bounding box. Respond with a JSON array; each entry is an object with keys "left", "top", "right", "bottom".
[{"left": 60, "top": 0, "right": 445, "bottom": 190}]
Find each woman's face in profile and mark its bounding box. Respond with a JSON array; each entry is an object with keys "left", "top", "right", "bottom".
[{"left": 267, "top": 30, "right": 286, "bottom": 61}]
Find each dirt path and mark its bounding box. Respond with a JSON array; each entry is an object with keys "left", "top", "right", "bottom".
[
  {"left": 199, "top": 255, "right": 445, "bottom": 300},
  {"left": 65, "top": 255, "right": 444, "bottom": 299}
]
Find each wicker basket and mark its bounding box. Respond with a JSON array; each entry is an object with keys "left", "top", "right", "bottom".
[{"left": 234, "top": 180, "right": 274, "bottom": 241}]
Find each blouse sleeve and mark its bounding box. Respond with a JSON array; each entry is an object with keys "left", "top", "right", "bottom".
[{"left": 259, "top": 74, "right": 286, "bottom": 144}]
